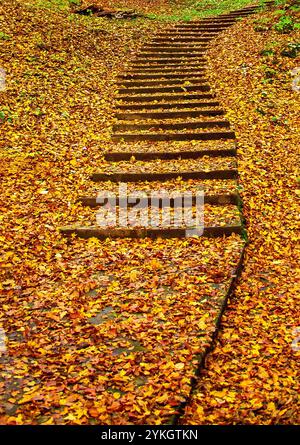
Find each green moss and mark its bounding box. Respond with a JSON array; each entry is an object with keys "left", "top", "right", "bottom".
[{"left": 0, "top": 32, "right": 11, "bottom": 40}]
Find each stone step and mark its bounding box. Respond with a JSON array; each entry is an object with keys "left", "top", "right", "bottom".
[
  {"left": 152, "top": 37, "right": 212, "bottom": 43},
  {"left": 228, "top": 6, "right": 258, "bottom": 12},
  {"left": 198, "top": 16, "right": 235, "bottom": 21},
  {"left": 112, "top": 130, "right": 235, "bottom": 142},
  {"left": 161, "top": 27, "right": 224, "bottom": 32},
  {"left": 141, "top": 46, "right": 209, "bottom": 52},
  {"left": 93, "top": 150, "right": 234, "bottom": 166},
  {"left": 62, "top": 201, "right": 241, "bottom": 237},
  {"left": 156, "top": 31, "right": 219, "bottom": 36},
  {"left": 129, "top": 62, "right": 207, "bottom": 69},
  {"left": 198, "top": 17, "right": 237, "bottom": 22},
  {"left": 91, "top": 169, "right": 237, "bottom": 182},
  {"left": 80, "top": 175, "right": 238, "bottom": 196},
  {"left": 130, "top": 57, "right": 207, "bottom": 65},
  {"left": 126, "top": 66, "right": 207, "bottom": 73},
  {"left": 156, "top": 32, "right": 219, "bottom": 37},
  {"left": 157, "top": 28, "right": 220, "bottom": 33},
  {"left": 138, "top": 48, "right": 207, "bottom": 54},
  {"left": 140, "top": 47, "right": 208, "bottom": 53},
  {"left": 103, "top": 146, "right": 236, "bottom": 161},
  {"left": 118, "top": 78, "right": 208, "bottom": 87},
  {"left": 115, "top": 108, "right": 224, "bottom": 120},
  {"left": 144, "top": 42, "right": 209, "bottom": 47},
  {"left": 79, "top": 192, "right": 239, "bottom": 208},
  {"left": 129, "top": 60, "right": 207, "bottom": 67},
  {"left": 117, "top": 84, "right": 211, "bottom": 95},
  {"left": 143, "top": 46, "right": 209, "bottom": 54},
  {"left": 136, "top": 51, "right": 207, "bottom": 58},
  {"left": 153, "top": 34, "right": 212, "bottom": 39},
  {"left": 178, "top": 19, "right": 237, "bottom": 25},
  {"left": 173, "top": 26, "right": 230, "bottom": 31},
  {"left": 173, "top": 22, "right": 234, "bottom": 28},
  {"left": 120, "top": 72, "right": 207, "bottom": 80},
  {"left": 93, "top": 153, "right": 236, "bottom": 172},
  {"left": 218, "top": 12, "right": 256, "bottom": 18},
  {"left": 151, "top": 38, "right": 214, "bottom": 44},
  {"left": 116, "top": 100, "right": 220, "bottom": 110},
  {"left": 229, "top": 6, "right": 258, "bottom": 12},
  {"left": 177, "top": 18, "right": 239, "bottom": 21},
  {"left": 117, "top": 93, "right": 215, "bottom": 103},
  {"left": 60, "top": 224, "right": 242, "bottom": 240},
  {"left": 113, "top": 119, "right": 230, "bottom": 132}
]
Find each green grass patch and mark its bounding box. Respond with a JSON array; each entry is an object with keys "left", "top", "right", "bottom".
[
  {"left": 27, "top": 0, "right": 79, "bottom": 10},
  {"left": 27, "top": 0, "right": 273, "bottom": 22},
  {"left": 0, "top": 32, "right": 12, "bottom": 40},
  {"left": 147, "top": 1, "right": 270, "bottom": 22},
  {"left": 273, "top": 14, "right": 295, "bottom": 32}
]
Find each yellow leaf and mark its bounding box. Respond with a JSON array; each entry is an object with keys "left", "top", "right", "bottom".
[
  {"left": 267, "top": 401, "right": 276, "bottom": 412},
  {"left": 174, "top": 362, "right": 185, "bottom": 370},
  {"left": 150, "top": 259, "right": 162, "bottom": 270},
  {"left": 129, "top": 270, "right": 139, "bottom": 282},
  {"left": 198, "top": 319, "right": 207, "bottom": 330},
  {"left": 196, "top": 406, "right": 204, "bottom": 417}
]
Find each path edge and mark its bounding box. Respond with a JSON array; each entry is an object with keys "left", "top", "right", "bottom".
[{"left": 169, "top": 242, "right": 247, "bottom": 425}]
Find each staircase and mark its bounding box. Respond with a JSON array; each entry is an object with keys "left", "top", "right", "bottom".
[{"left": 61, "top": 3, "right": 272, "bottom": 240}]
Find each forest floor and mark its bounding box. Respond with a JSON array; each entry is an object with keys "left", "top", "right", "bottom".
[{"left": 0, "top": 0, "right": 299, "bottom": 425}]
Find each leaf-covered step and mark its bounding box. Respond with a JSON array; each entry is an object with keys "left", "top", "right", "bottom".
[
  {"left": 117, "top": 93, "right": 215, "bottom": 103},
  {"left": 116, "top": 101, "right": 220, "bottom": 110},
  {"left": 134, "top": 51, "right": 207, "bottom": 57},
  {"left": 117, "top": 84, "right": 210, "bottom": 95},
  {"left": 157, "top": 29, "right": 220, "bottom": 34},
  {"left": 218, "top": 12, "right": 256, "bottom": 18},
  {"left": 173, "top": 26, "right": 230, "bottom": 32},
  {"left": 120, "top": 72, "right": 207, "bottom": 80},
  {"left": 175, "top": 19, "right": 237, "bottom": 24},
  {"left": 130, "top": 57, "right": 207, "bottom": 66},
  {"left": 228, "top": 6, "right": 259, "bottom": 12},
  {"left": 60, "top": 224, "right": 242, "bottom": 240},
  {"left": 138, "top": 50, "right": 207, "bottom": 57},
  {"left": 112, "top": 130, "right": 235, "bottom": 142},
  {"left": 113, "top": 119, "right": 230, "bottom": 132},
  {"left": 154, "top": 34, "right": 219, "bottom": 40},
  {"left": 152, "top": 37, "right": 212, "bottom": 44},
  {"left": 73, "top": 203, "right": 241, "bottom": 230},
  {"left": 79, "top": 177, "right": 238, "bottom": 199},
  {"left": 152, "top": 36, "right": 212, "bottom": 41},
  {"left": 103, "top": 140, "right": 237, "bottom": 157},
  {"left": 91, "top": 170, "right": 237, "bottom": 183},
  {"left": 103, "top": 146, "right": 236, "bottom": 161},
  {"left": 126, "top": 66, "right": 207, "bottom": 74},
  {"left": 141, "top": 46, "right": 209, "bottom": 52},
  {"left": 62, "top": 199, "right": 243, "bottom": 239},
  {"left": 79, "top": 193, "right": 239, "bottom": 208},
  {"left": 129, "top": 62, "right": 208, "bottom": 70},
  {"left": 118, "top": 82, "right": 211, "bottom": 95},
  {"left": 118, "top": 78, "right": 208, "bottom": 88},
  {"left": 156, "top": 30, "right": 220, "bottom": 35},
  {"left": 115, "top": 108, "right": 224, "bottom": 120},
  {"left": 173, "top": 22, "right": 233, "bottom": 28},
  {"left": 198, "top": 17, "right": 237, "bottom": 22},
  {"left": 96, "top": 155, "right": 236, "bottom": 172},
  {"left": 130, "top": 59, "right": 207, "bottom": 66},
  {"left": 179, "top": 19, "right": 237, "bottom": 24}
]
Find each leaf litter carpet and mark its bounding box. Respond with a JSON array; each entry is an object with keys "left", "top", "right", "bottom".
[{"left": 1, "top": 0, "right": 296, "bottom": 425}]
